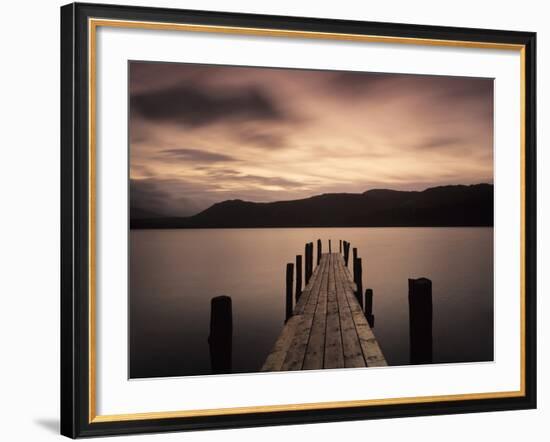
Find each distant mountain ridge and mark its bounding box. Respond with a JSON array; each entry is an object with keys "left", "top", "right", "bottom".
[{"left": 131, "top": 184, "right": 493, "bottom": 229}]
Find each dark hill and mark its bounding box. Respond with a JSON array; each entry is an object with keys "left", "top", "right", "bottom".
[{"left": 130, "top": 184, "right": 493, "bottom": 229}]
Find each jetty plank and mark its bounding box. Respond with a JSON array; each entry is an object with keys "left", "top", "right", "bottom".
[
  {"left": 280, "top": 254, "right": 329, "bottom": 371},
  {"left": 324, "top": 253, "right": 345, "bottom": 369},
  {"left": 293, "top": 253, "right": 323, "bottom": 315},
  {"left": 263, "top": 250, "right": 386, "bottom": 371},
  {"left": 333, "top": 254, "right": 366, "bottom": 368},
  {"left": 261, "top": 315, "right": 300, "bottom": 371},
  {"left": 303, "top": 254, "right": 330, "bottom": 369},
  {"left": 335, "top": 257, "right": 388, "bottom": 367}
]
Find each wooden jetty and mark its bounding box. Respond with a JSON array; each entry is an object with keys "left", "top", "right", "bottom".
[{"left": 262, "top": 243, "right": 387, "bottom": 371}]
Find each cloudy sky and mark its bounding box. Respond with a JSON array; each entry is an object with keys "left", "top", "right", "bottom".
[{"left": 129, "top": 61, "right": 493, "bottom": 217}]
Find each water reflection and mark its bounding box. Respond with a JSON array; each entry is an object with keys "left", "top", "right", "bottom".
[{"left": 129, "top": 227, "right": 493, "bottom": 378}]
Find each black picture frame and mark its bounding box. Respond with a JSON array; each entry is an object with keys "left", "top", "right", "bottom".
[{"left": 61, "top": 2, "right": 536, "bottom": 438}]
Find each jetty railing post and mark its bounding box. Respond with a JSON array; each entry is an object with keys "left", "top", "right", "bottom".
[
  {"left": 354, "top": 258, "right": 363, "bottom": 308},
  {"left": 344, "top": 242, "right": 350, "bottom": 266},
  {"left": 295, "top": 255, "right": 302, "bottom": 302},
  {"left": 364, "top": 288, "right": 374, "bottom": 327},
  {"left": 339, "top": 240, "right": 342, "bottom": 254},
  {"left": 208, "top": 295, "right": 232, "bottom": 374},
  {"left": 352, "top": 248, "right": 358, "bottom": 281},
  {"left": 286, "top": 263, "right": 294, "bottom": 322},
  {"left": 310, "top": 242, "right": 313, "bottom": 277},
  {"left": 329, "top": 239, "right": 332, "bottom": 254},
  {"left": 408, "top": 278, "right": 433, "bottom": 364},
  {"left": 317, "top": 239, "right": 322, "bottom": 266},
  {"left": 305, "top": 242, "right": 313, "bottom": 284},
  {"left": 304, "top": 243, "right": 310, "bottom": 285}
]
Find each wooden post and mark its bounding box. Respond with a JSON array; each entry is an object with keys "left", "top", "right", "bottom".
[
  {"left": 208, "top": 295, "right": 232, "bottom": 374},
  {"left": 354, "top": 258, "right": 363, "bottom": 308},
  {"left": 310, "top": 242, "right": 314, "bottom": 274},
  {"left": 329, "top": 239, "right": 332, "bottom": 254},
  {"left": 364, "top": 288, "right": 374, "bottom": 327},
  {"left": 295, "top": 255, "right": 302, "bottom": 301},
  {"left": 305, "top": 243, "right": 313, "bottom": 284},
  {"left": 344, "top": 242, "right": 350, "bottom": 266},
  {"left": 339, "top": 240, "right": 342, "bottom": 254},
  {"left": 310, "top": 242, "right": 314, "bottom": 283},
  {"left": 408, "top": 278, "right": 433, "bottom": 365},
  {"left": 304, "top": 243, "right": 309, "bottom": 285},
  {"left": 317, "top": 239, "right": 322, "bottom": 266},
  {"left": 352, "top": 249, "right": 358, "bottom": 282},
  {"left": 286, "top": 263, "right": 294, "bottom": 322}
]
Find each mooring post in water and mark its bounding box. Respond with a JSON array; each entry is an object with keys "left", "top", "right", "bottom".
[
  {"left": 364, "top": 288, "right": 375, "bottom": 327},
  {"left": 305, "top": 242, "right": 313, "bottom": 284},
  {"left": 317, "top": 239, "right": 322, "bottom": 265},
  {"left": 295, "top": 255, "right": 302, "bottom": 301},
  {"left": 304, "top": 243, "right": 310, "bottom": 284},
  {"left": 354, "top": 258, "right": 363, "bottom": 308},
  {"left": 208, "top": 295, "right": 232, "bottom": 374},
  {"left": 352, "top": 248, "right": 358, "bottom": 282},
  {"left": 339, "top": 240, "right": 342, "bottom": 254},
  {"left": 329, "top": 239, "right": 332, "bottom": 254},
  {"left": 408, "top": 278, "right": 433, "bottom": 364},
  {"left": 286, "top": 263, "right": 294, "bottom": 322},
  {"left": 344, "top": 241, "right": 350, "bottom": 266}
]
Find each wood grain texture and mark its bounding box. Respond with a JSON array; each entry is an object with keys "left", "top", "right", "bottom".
[{"left": 264, "top": 252, "right": 386, "bottom": 371}]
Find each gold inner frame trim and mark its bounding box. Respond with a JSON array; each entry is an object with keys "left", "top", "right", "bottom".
[{"left": 88, "top": 17, "right": 527, "bottom": 424}]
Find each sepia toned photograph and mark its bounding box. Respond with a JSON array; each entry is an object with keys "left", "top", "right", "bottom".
[
  {"left": 128, "top": 61, "right": 494, "bottom": 379},
  {"left": 60, "top": 5, "right": 537, "bottom": 437}
]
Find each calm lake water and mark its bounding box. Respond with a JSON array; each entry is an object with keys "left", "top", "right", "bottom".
[{"left": 129, "top": 227, "right": 493, "bottom": 378}]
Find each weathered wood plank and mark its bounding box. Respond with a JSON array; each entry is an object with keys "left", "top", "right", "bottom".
[
  {"left": 261, "top": 315, "right": 301, "bottom": 371},
  {"left": 262, "top": 251, "right": 386, "bottom": 372},
  {"left": 333, "top": 255, "right": 366, "bottom": 368},
  {"left": 335, "top": 256, "right": 387, "bottom": 367},
  {"left": 280, "top": 254, "right": 329, "bottom": 371},
  {"left": 293, "top": 252, "right": 324, "bottom": 315},
  {"left": 303, "top": 254, "right": 330, "bottom": 369},
  {"left": 340, "top": 263, "right": 357, "bottom": 293},
  {"left": 324, "top": 254, "right": 345, "bottom": 369}
]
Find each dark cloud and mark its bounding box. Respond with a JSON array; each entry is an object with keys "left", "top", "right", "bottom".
[
  {"left": 130, "top": 178, "right": 209, "bottom": 217},
  {"left": 436, "top": 77, "right": 494, "bottom": 100},
  {"left": 130, "top": 179, "right": 172, "bottom": 216},
  {"left": 158, "top": 148, "right": 237, "bottom": 163},
  {"left": 237, "top": 130, "right": 288, "bottom": 149},
  {"left": 131, "top": 164, "right": 156, "bottom": 178},
  {"left": 129, "top": 62, "right": 219, "bottom": 94},
  {"left": 236, "top": 174, "right": 301, "bottom": 188},
  {"left": 328, "top": 71, "right": 396, "bottom": 95},
  {"left": 131, "top": 82, "right": 287, "bottom": 127},
  {"left": 328, "top": 71, "right": 493, "bottom": 106},
  {"left": 415, "top": 136, "right": 463, "bottom": 150},
  {"left": 131, "top": 174, "right": 305, "bottom": 217},
  {"left": 202, "top": 168, "right": 302, "bottom": 188}
]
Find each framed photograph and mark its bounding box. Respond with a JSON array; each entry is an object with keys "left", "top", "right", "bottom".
[{"left": 60, "top": 2, "right": 536, "bottom": 438}]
